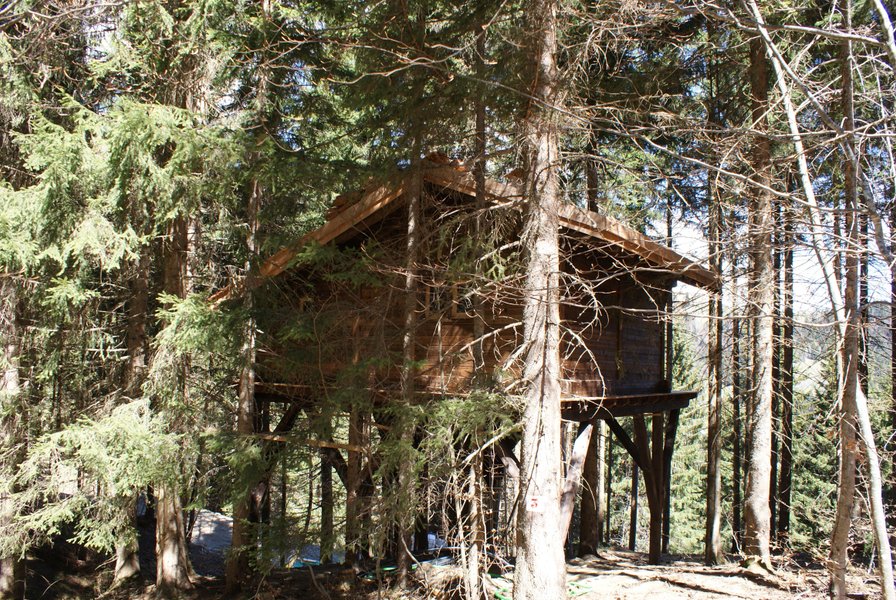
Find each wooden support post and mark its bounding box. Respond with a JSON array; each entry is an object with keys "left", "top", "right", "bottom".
[
  {"left": 579, "top": 419, "right": 603, "bottom": 556},
  {"left": 662, "top": 409, "right": 681, "bottom": 553},
  {"left": 631, "top": 414, "right": 664, "bottom": 564},
  {"left": 649, "top": 412, "right": 665, "bottom": 564}
]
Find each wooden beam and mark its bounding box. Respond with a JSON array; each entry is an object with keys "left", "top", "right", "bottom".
[
  {"left": 632, "top": 415, "right": 659, "bottom": 510},
  {"left": 649, "top": 412, "right": 666, "bottom": 564},
  {"left": 560, "top": 423, "right": 594, "bottom": 539},
  {"left": 255, "top": 433, "right": 365, "bottom": 453},
  {"left": 558, "top": 204, "right": 718, "bottom": 290},
  {"left": 562, "top": 390, "right": 697, "bottom": 421},
  {"left": 604, "top": 416, "right": 646, "bottom": 472},
  {"left": 320, "top": 446, "right": 348, "bottom": 488}
]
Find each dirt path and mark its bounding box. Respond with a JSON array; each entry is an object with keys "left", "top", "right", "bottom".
[{"left": 558, "top": 550, "right": 866, "bottom": 600}]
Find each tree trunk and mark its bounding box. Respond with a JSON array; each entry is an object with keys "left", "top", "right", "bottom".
[
  {"left": 829, "top": 25, "right": 861, "bottom": 600},
  {"left": 154, "top": 216, "right": 194, "bottom": 596},
  {"left": 705, "top": 179, "right": 723, "bottom": 565},
  {"left": 605, "top": 427, "right": 613, "bottom": 545},
  {"left": 732, "top": 294, "right": 743, "bottom": 551},
  {"left": 513, "top": 0, "right": 566, "bottom": 596},
  {"left": 225, "top": 176, "right": 262, "bottom": 593},
  {"left": 628, "top": 463, "right": 639, "bottom": 552},
  {"left": 891, "top": 200, "right": 896, "bottom": 557},
  {"left": 155, "top": 482, "right": 193, "bottom": 597},
  {"left": 320, "top": 450, "right": 334, "bottom": 564},
  {"left": 742, "top": 34, "right": 774, "bottom": 569},
  {"left": 770, "top": 211, "right": 780, "bottom": 538},
  {"left": 395, "top": 140, "right": 423, "bottom": 585},
  {"left": 0, "top": 277, "right": 24, "bottom": 600},
  {"left": 466, "top": 31, "right": 488, "bottom": 595},
  {"left": 776, "top": 207, "right": 794, "bottom": 543}
]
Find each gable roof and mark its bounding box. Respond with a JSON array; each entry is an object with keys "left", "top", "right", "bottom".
[{"left": 212, "top": 161, "right": 716, "bottom": 303}]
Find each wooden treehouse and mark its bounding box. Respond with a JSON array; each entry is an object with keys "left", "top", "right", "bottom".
[{"left": 243, "top": 156, "right": 717, "bottom": 566}]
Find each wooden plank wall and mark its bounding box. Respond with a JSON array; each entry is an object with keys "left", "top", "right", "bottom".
[{"left": 258, "top": 190, "right": 671, "bottom": 401}]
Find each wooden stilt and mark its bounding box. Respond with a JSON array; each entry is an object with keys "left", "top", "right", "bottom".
[{"left": 662, "top": 408, "right": 681, "bottom": 553}]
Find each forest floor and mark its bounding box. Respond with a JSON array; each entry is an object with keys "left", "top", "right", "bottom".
[{"left": 25, "top": 541, "right": 881, "bottom": 599}]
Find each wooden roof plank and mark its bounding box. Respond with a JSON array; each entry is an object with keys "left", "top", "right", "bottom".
[{"left": 213, "top": 160, "right": 717, "bottom": 303}]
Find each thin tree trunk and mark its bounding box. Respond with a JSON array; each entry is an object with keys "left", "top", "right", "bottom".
[
  {"left": 596, "top": 421, "right": 606, "bottom": 546},
  {"left": 777, "top": 207, "right": 794, "bottom": 543},
  {"left": 732, "top": 313, "right": 742, "bottom": 552},
  {"left": 628, "top": 463, "right": 639, "bottom": 552},
  {"left": 890, "top": 199, "right": 896, "bottom": 554},
  {"left": 831, "top": 12, "right": 861, "bottom": 599},
  {"left": 321, "top": 450, "right": 334, "bottom": 564},
  {"left": 0, "top": 277, "right": 24, "bottom": 600},
  {"left": 705, "top": 177, "right": 724, "bottom": 565},
  {"left": 345, "top": 400, "right": 368, "bottom": 564},
  {"left": 770, "top": 209, "right": 780, "bottom": 538},
  {"left": 395, "top": 139, "right": 423, "bottom": 585},
  {"left": 226, "top": 175, "right": 262, "bottom": 592},
  {"left": 513, "top": 0, "right": 566, "bottom": 596},
  {"left": 605, "top": 426, "right": 613, "bottom": 545},
  {"left": 465, "top": 28, "right": 488, "bottom": 597}
]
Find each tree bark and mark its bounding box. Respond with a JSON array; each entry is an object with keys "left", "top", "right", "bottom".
[
  {"left": 742, "top": 33, "right": 774, "bottom": 569},
  {"left": 513, "top": 0, "right": 566, "bottom": 596},
  {"left": 828, "top": 103, "right": 859, "bottom": 600},
  {"left": 628, "top": 463, "right": 639, "bottom": 552},
  {"left": 891, "top": 200, "right": 896, "bottom": 556},
  {"left": 777, "top": 204, "right": 794, "bottom": 544},
  {"left": 155, "top": 481, "right": 193, "bottom": 598},
  {"left": 320, "top": 449, "right": 334, "bottom": 564},
  {"left": 154, "top": 216, "right": 194, "bottom": 596},
  {"left": 705, "top": 175, "right": 724, "bottom": 565},
  {"left": 395, "top": 140, "right": 423, "bottom": 585},
  {"left": 0, "top": 277, "right": 24, "bottom": 600},
  {"left": 605, "top": 427, "right": 613, "bottom": 545},
  {"left": 225, "top": 177, "right": 262, "bottom": 593},
  {"left": 465, "top": 30, "right": 488, "bottom": 596}
]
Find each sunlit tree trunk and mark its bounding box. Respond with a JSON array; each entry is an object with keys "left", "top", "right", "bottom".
[
  {"left": 731, "top": 311, "right": 742, "bottom": 552},
  {"left": 829, "top": 28, "right": 859, "bottom": 600},
  {"left": 0, "top": 277, "right": 24, "bottom": 600},
  {"left": 743, "top": 34, "right": 774, "bottom": 569},
  {"left": 513, "top": 0, "right": 566, "bottom": 596},
  {"left": 465, "top": 27, "right": 488, "bottom": 598},
  {"left": 705, "top": 166, "right": 724, "bottom": 565}
]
